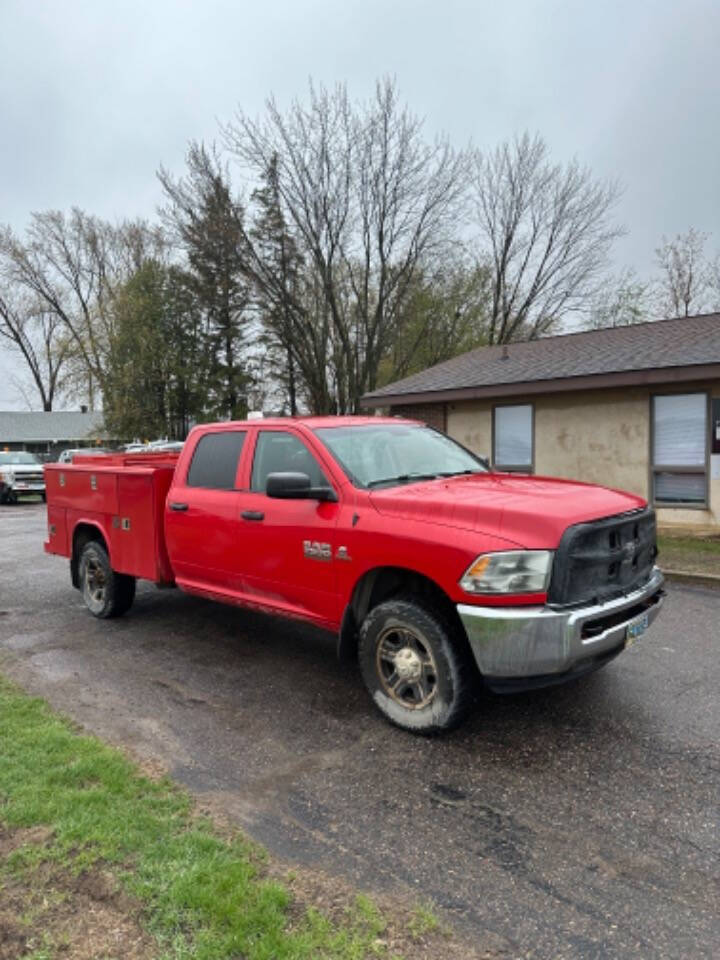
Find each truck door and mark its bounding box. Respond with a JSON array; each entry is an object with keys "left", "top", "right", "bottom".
[
  {"left": 164, "top": 429, "right": 248, "bottom": 590},
  {"left": 239, "top": 428, "right": 341, "bottom": 624}
]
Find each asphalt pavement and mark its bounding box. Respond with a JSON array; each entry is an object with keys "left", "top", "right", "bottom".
[{"left": 1, "top": 503, "right": 718, "bottom": 959}]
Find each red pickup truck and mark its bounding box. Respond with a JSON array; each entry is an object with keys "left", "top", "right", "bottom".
[{"left": 44, "top": 416, "right": 664, "bottom": 733}]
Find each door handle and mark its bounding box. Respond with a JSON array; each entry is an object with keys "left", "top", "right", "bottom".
[
  {"left": 241, "top": 510, "right": 264, "bottom": 521},
  {"left": 169, "top": 502, "right": 189, "bottom": 512}
]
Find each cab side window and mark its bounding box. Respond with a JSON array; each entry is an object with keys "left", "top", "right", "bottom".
[
  {"left": 186, "top": 431, "right": 246, "bottom": 489},
  {"left": 251, "top": 431, "right": 328, "bottom": 492}
]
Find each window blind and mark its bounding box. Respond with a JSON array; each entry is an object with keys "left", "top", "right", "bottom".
[
  {"left": 652, "top": 393, "right": 707, "bottom": 505},
  {"left": 653, "top": 394, "right": 706, "bottom": 466},
  {"left": 494, "top": 405, "right": 533, "bottom": 468},
  {"left": 654, "top": 472, "right": 706, "bottom": 503}
]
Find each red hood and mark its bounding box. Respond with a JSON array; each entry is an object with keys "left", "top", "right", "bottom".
[{"left": 369, "top": 473, "right": 647, "bottom": 549}]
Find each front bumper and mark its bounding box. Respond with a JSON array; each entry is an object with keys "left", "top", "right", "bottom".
[{"left": 458, "top": 566, "right": 665, "bottom": 692}]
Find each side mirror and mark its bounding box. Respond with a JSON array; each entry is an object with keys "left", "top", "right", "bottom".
[{"left": 265, "top": 471, "right": 337, "bottom": 502}]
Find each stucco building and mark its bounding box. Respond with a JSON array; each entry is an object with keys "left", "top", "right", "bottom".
[{"left": 361, "top": 313, "right": 720, "bottom": 531}]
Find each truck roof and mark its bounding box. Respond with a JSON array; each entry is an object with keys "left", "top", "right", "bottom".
[{"left": 196, "top": 415, "right": 419, "bottom": 430}]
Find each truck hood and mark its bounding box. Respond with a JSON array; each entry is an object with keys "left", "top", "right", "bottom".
[
  {"left": 368, "top": 473, "right": 647, "bottom": 549},
  {"left": 1, "top": 463, "right": 44, "bottom": 476}
]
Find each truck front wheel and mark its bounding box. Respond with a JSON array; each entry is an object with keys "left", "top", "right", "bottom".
[
  {"left": 79, "top": 541, "right": 136, "bottom": 618},
  {"left": 358, "top": 596, "right": 476, "bottom": 733}
]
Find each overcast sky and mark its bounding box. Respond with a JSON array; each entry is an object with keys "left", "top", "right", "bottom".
[{"left": 1, "top": 0, "right": 719, "bottom": 409}]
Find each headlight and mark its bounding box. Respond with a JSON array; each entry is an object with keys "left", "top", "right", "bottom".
[
  {"left": 0, "top": 470, "right": 14, "bottom": 484},
  {"left": 459, "top": 550, "right": 554, "bottom": 595}
]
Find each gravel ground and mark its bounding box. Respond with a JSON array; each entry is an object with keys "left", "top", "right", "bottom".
[{"left": 1, "top": 502, "right": 719, "bottom": 959}]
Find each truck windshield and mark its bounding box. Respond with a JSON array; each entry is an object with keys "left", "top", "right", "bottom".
[
  {"left": 314, "top": 424, "right": 488, "bottom": 489},
  {"left": 0, "top": 452, "right": 41, "bottom": 465}
]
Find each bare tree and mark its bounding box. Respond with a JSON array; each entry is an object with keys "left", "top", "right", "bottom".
[
  {"left": 383, "top": 256, "right": 490, "bottom": 381},
  {"left": 222, "top": 78, "right": 469, "bottom": 412},
  {"left": 0, "top": 211, "right": 165, "bottom": 407},
  {"left": 709, "top": 252, "right": 720, "bottom": 309},
  {"left": 654, "top": 228, "right": 712, "bottom": 317},
  {"left": 0, "top": 288, "right": 71, "bottom": 410},
  {"left": 472, "top": 133, "right": 623, "bottom": 343},
  {"left": 589, "top": 266, "right": 650, "bottom": 328}
]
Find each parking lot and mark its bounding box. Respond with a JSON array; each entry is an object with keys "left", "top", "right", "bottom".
[{"left": 1, "top": 502, "right": 719, "bottom": 959}]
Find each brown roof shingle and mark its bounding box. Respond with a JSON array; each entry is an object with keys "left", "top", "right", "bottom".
[{"left": 362, "top": 312, "right": 720, "bottom": 405}]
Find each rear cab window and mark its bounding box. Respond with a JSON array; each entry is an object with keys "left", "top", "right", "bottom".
[{"left": 186, "top": 431, "right": 247, "bottom": 489}]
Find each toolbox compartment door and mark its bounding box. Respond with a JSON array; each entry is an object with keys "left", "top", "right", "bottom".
[
  {"left": 44, "top": 504, "right": 69, "bottom": 556},
  {"left": 111, "top": 470, "right": 175, "bottom": 583},
  {"left": 45, "top": 465, "right": 119, "bottom": 514}
]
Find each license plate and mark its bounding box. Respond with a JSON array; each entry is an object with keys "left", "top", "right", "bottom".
[{"left": 625, "top": 612, "right": 649, "bottom": 646}]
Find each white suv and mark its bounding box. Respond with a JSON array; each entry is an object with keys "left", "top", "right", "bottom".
[{"left": 0, "top": 451, "right": 46, "bottom": 504}]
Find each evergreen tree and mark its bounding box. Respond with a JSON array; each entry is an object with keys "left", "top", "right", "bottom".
[
  {"left": 250, "top": 155, "right": 305, "bottom": 414},
  {"left": 159, "top": 144, "right": 250, "bottom": 420},
  {"left": 103, "top": 261, "right": 209, "bottom": 440}
]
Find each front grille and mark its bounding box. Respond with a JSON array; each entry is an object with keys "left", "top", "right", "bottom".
[
  {"left": 15, "top": 472, "right": 44, "bottom": 484},
  {"left": 548, "top": 507, "right": 657, "bottom": 607}
]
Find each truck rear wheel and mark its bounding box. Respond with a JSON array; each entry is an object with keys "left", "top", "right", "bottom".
[
  {"left": 358, "top": 596, "right": 476, "bottom": 734},
  {"left": 79, "top": 541, "right": 136, "bottom": 618}
]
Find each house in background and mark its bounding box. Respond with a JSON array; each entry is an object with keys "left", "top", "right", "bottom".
[
  {"left": 361, "top": 313, "right": 720, "bottom": 531},
  {"left": 0, "top": 410, "right": 111, "bottom": 460}
]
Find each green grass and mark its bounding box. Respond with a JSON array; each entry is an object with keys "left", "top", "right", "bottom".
[
  {"left": 657, "top": 533, "right": 720, "bottom": 576},
  {"left": 407, "top": 905, "right": 441, "bottom": 939},
  {"left": 0, "top": 676, "right": 407, "bottom": 960}
]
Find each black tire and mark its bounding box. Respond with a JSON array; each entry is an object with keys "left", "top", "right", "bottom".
[
  {"left": 79, "top": 541, "right": 136, "bottom": 618},
  {"left": 358, "top": 595, "right": 477, "bottom": 734}
]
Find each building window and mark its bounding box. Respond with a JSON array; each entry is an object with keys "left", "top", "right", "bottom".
[
  {"left": 493, "top": 404, "right": 533, "bottom": 472},
  {"left": 652, "top": 393, "right": 707, "bottom": 506}
]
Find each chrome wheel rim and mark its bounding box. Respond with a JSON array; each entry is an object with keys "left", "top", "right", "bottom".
[
  {"left": 84, "top": 556, "right": 106, "bottom": 608},
  {"left": 376, "top": 625, "right": 438, "bottom": 709}
]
